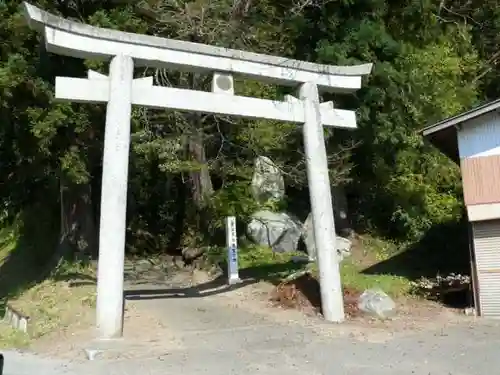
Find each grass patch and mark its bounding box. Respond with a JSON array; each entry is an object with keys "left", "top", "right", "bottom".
[
  {"left": 341, "top": 234, "right": 411, "bottom": 297},
  {"left": 0, "top": 219, "right": 22, "bottom": 270},
  {"left": 0, "top": 325, "right": 30, "bottom": 349},
  {"left": 237, "top": 244, "right": 305, "bottom": 280},
  {"left": 0, "top": 215, "right": 97, "bottom": 349},
  {"left": 206, "top": 244, "right": 306, "bottom": 282},
  {"left": 210, "top": 234, "right": 412, "bottom": 298},
  {"left": 0, "top": 225, "right": 19, "bottom": 256},
  {"left": 354, "top": 235, "right": 400, "bottom": 263},
  {"left": 0, "top": 261, "right": 97, "bottom": 348},
  {"left": 0, "top": 219, "right": 23, "bottom": 317},
  {"left": 341, "top": 261, "right": 411, "bottom": 298},
  {"left": 0, "top": 208, "right": 60, "bottom": 301},
  {"left": 11, "top": 261, "right": 96, "bottom": 337}
]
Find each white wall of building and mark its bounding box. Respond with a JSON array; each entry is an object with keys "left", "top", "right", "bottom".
[{"left": 458, "top": 111, "right": 500, "bottom": 158}]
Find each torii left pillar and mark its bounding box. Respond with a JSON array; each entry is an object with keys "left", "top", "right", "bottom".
[{"left": 95, "top": 54, "right": 134, "bottom": 339}]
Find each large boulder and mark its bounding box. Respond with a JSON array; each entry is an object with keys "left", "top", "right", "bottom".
[
  {"left": 247, "top": 210, "right": 302, "bottom": 253},
  {"left": 302, "top": 212, "right": 352, "bottom": 261},
  {"left": 250, "top": 156, "right": 285, "bottom": 204}
]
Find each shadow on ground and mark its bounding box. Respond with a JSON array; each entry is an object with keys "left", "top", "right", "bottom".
[
  {"left": 0, "top": 208, "right": 58, "bottom": 307},
  {"left": 363, "top": 219, "right": 470, "bottom": 279},
  {"left": 125, "top": 275, "right": 255, "bottom": 300},
  {"left": 362, "top": 218, "right": 472, "bottom": 307},
  {"left": 124, "top": 261, "right": 303, "bottom": 301}
]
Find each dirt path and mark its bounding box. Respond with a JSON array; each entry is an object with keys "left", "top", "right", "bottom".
[
  {"left": 123, "top": 264, "right": 466, "bottom": 334},
  {"left": 6, "top": 261, "right": 500, "bottom": 374},
  {"left": 30, "top": 259, "right": 471, "bottom": 360}
]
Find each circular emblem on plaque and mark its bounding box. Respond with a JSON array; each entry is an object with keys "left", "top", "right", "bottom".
[{"left": 216, "top": 75, "right": 232, "bottom": 92}]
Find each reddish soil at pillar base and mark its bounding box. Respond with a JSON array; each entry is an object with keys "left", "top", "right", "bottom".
[{"left": 270, "top": 273, "right": 362, "bottom": 318}]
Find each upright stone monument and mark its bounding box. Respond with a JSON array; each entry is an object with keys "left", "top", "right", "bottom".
[
  {"left": 251, "top": 156, "right": 285, "bottom": 204},
  {"left": 23, "top": 2, "right": 372, "bottom": 339}
]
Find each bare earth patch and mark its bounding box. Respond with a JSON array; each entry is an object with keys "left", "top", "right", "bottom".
[
  {"left": 22, "top": 257, "right": 226, "bottom": 360},
  {"left": 4, "top": 256, "right": 472, "bottom": 359},
  {"left": 211, "top": 272, "right": 472, "bottom": 344},
  {"left": 1, "top": 258, "right": 186, "bottom": 359},
  {"left": 270, "top": 273, "right": 362, "bottom": 317},
  {"left": 31, "top": 302, "right": 185, "bottom": 361}
]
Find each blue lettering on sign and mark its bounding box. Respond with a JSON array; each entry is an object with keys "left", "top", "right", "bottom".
[{"left": 230, "top": 246, "right": 237, "bottom": 262}]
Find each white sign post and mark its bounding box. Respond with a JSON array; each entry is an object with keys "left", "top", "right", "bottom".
[
  {"left": 225, "top": 216, "right": 240, "bottom": 285},
  {"left": 24, "top": 1, "right": 372, "bottom": 338}
]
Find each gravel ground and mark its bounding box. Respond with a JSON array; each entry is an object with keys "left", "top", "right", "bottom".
[
  {"left": 2, "top": 268, "right": 495, "bottom": 375},
  {"left": 2, "top": 317, "right": 499, "bottom": 375}
]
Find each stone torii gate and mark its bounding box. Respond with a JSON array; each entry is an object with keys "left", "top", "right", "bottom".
[{"left": 23, "top": 2, "right": 372, "bottom": 339}]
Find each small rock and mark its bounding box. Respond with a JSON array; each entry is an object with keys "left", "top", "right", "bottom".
[
  {"left": 358, "top": 289, "right": 396, "bottom": 320},
  {"left": 134, "top": 259, "right": 152, "bottom": 272},
  {"left": 464, "top": 307, "right": 477, "bottom": 316},
  {"left": 84, "top": 349, "right": 103, "bottom": 361}
]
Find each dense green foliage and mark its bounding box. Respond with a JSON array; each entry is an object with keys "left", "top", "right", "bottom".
[{"left": 0, "top": 0, "right": 497, "bottom": 264}]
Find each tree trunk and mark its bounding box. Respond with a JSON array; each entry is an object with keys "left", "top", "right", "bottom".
[
  {"left": 168, "top": 176, "right": 187, "bottom": 252},
  {"left": 188, "top": 126, "right": 213, "bottom": 207},
  {"left": 58, "top": 179, "right": 98, "bottom": 260},
  {"left": 39, "top": 178, "right": 97, "bottom": 279}
]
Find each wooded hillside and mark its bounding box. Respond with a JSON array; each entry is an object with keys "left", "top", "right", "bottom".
[{"left": 1, "top": 0, "right": 497, "bottom": 272}]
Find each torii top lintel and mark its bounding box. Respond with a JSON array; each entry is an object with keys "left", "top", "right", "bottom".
[{"left": 23, "top": 2, "right": 372, "bottom": 93}]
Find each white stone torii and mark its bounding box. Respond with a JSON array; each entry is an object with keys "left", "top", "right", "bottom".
[{"left": 23, "top": 2, "right": 372, "bottom": 339}]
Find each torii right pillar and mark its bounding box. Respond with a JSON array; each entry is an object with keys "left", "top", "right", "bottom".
[{"left": 299, "top": 82, "right": 344, "bottom": 322}]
